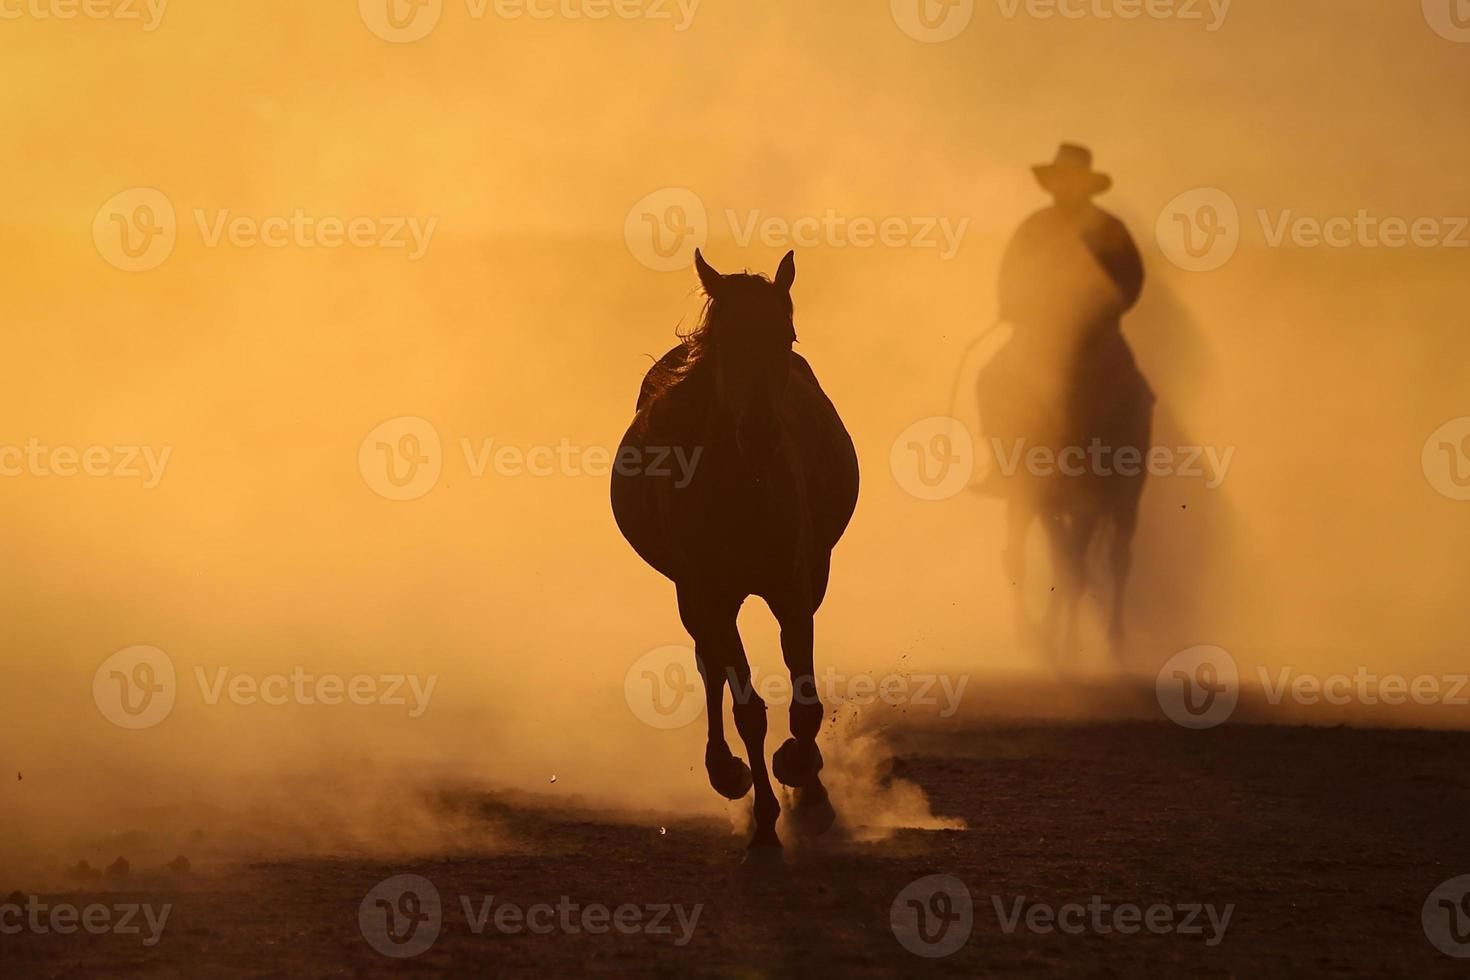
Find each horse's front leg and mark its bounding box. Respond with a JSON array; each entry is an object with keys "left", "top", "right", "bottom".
[
  {"left": 767, "top": 588, "right": 820, "bottom": 782},
  {"left": 678, "top": 585, "right": 753, "bottom": 801},
  {"left": 1107, "top": 478, "right": 1145, "bottom": 660},
  {"left": 1043, "top": 509, "right": 1096, "bottom": 667},
  {"left": 725, "top": 657, "right": 782, "bottom": 861},
  {"left": 695, "top": 653, "right": 752, "bottom": 800},
  {"left": 768, "top": 587, "right": 836, "bottom": 836},
  {"left": 1005, "top": 493, "right": 1046, "bottom": 655}
]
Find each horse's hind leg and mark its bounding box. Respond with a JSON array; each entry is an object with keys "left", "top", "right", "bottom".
[
  {"left": 1107, "top": 480, "right": 1145, "bottom": 658},
  {"left": 1004, "top": 494, "right": 1044, "bottom": 653},
  {"left": 1003, "top": 493, "right": 1031, "bottom": 586},
  {"left": 1064, "top": 511, "right": 1100, "bottom": 658},
  {"left": 1043, "top": 509, "right": 1095, "bottom": 665},
  {"left": 1108, "top": 401, "right": 1152, "bottom": 659},
  {"left": 678, "top": 586, "right": 752, "bottom": 801}
]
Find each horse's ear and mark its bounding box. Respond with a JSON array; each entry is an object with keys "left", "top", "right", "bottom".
[
  {"left": 694, "top": 249, "right": 722, "bottom": 297},
  {"left": 773, "top": 250, "right": 796, "bottom": 293}
]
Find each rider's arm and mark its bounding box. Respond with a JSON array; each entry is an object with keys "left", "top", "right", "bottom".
[{"left": 1099, "top": 218, "right": 1145, "bottom": 312}]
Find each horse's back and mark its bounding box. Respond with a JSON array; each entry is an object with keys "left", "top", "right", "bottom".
[
  {"left": 978, "top": 326, "right": 1152, "bottom": 510},
  {"left": 980, "top": 328, "right": 1152, "bottom": 449}
]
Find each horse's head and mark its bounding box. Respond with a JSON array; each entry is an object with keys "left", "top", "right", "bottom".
[{"left": 693, "top": 248, "right": 797, "bottom": 464}]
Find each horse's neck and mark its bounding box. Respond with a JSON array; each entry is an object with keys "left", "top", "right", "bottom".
[{"left": 660, "top": 355, "right": 786, "bottom": 447}]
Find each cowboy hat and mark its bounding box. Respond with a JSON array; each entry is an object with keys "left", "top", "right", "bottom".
[{"left": 1032, "top": 143, "right": 1112, "bottom": 196}]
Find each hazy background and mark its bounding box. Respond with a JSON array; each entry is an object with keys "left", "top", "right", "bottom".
[{"left": 1, "top": 0, "right": 1467, "bottom": 878}]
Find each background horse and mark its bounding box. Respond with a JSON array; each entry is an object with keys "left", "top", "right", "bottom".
[
  {"left": 977, "top": 324, "right": 1154, "bottom": 666},
  {"left": 611, "top": 249, "right": 859, "bottom": 863}
]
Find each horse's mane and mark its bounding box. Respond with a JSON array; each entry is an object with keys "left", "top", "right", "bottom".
[
  {"left": 640, "top": 271, "right": 790, "bottom": 415},
  {"left": 641, "top": 294, "right": 717, "bottom": 408}
]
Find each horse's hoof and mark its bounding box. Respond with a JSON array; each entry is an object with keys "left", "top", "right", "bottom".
[
  {"left": 793, "top": 785, "right": 837, "bottom": 838},
  {"left": 707, "top": 753, "right": 754, "bottom": 801},
  {"left": 742, "top": 843, "right": 785, "bottom": 867},
  {"left": 772, "top": 738, "right": 822, "bottom": 788}
]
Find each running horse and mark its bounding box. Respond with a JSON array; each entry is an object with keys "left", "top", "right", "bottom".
[
  {"left": 978, "top": 324, "right": 1153, "bottom": 664},
  {"left": 612, "top": 250, "right": 859, "bottom": 863}
]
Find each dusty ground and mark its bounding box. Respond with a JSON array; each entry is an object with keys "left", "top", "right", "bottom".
[{"left": 7, "top": 721, "right": 1470, "bottom": 977}]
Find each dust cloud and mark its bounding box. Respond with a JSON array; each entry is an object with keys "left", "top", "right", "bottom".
[{"left": 1, "top": 0, "right": 1467, "bottom": 883}]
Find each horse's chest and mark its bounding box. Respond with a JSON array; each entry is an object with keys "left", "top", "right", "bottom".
[{"left": 678, "top": 471, "right": 810, "bottom": 570}]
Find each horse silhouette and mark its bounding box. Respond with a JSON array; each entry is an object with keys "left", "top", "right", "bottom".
[
  {"left": 976, "top": 145, "right": 1154, "bottom": 664},
  {"left": 612, "top": 249, "right": 859, "bottom": 863},
  {"left": 979, "top": 327, "right": 1153, "bottom": 663}
]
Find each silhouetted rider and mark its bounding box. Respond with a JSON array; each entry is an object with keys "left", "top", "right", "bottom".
[
  {"left": 1000, "top": 143, "right": 1143, "bottom": 351},
  {"left": 986, "top": 144, "right": 1152, "bottom": 462}
]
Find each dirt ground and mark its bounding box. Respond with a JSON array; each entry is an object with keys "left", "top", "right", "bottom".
[{"left": 7, "top": 721, "right": 1470, "bottom": 978}]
